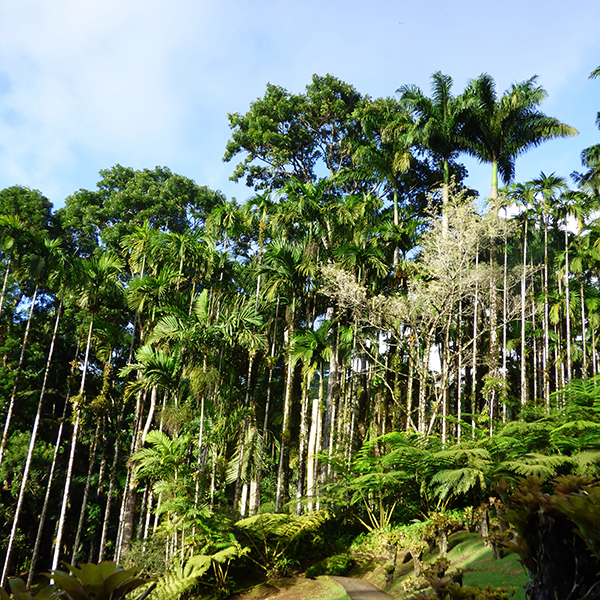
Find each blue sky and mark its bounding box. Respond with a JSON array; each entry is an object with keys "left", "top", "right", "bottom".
[{"left": 0, "top": 0, "right": 598, "bottom": 210}]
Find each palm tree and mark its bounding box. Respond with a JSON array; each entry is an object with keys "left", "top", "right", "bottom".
[
  {"left": 507, "top": 182, "right": 537, "bottom": 407},
  {"left": 0, "top": 235, "right": 61, "bottom": 471},
  {"left": 0, "top": 215, "right": 31, "bottom": 322},
  {"left": 1, "top": 237, "right": 69, "bottom": 584},
  {"left": 51, "top": 250, "right": 124, "bottom": 571},
  {"left": 352, "top": 96, "right": 413, "bottom": 267},
  {"left": 398, "top": 71, "right": 473, "bottom": 234},
  {"left": 531, "top": 172, "right": 569, "bottom": 405},
  {"left": 291, "top": 324, "right": 332, "bottom": 512},
  {"left": 261, "top": 238, "right": 310, "bottom": 512},
  {"left": 464, "top": 74, "right": 578, "bottom": 199},
  {"left": 573, "top": 66, "right": 600, "bottom": 192}
]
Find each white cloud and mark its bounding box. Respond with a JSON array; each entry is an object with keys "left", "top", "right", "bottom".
[{"left": 0, "top": 0, "right": 598, "bottom": 207}]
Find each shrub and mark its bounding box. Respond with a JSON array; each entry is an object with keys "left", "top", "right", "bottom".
[{"left": 305, "top": 554, "right": 354, "bottom": 579}]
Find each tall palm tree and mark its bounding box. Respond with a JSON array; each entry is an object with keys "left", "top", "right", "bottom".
[
  {"left": 464, "top": 74, "right": 578, "bottom": 199},
  {"left": 1, "top": 237, "right": 69, "bottom": 584},
  {"left": 291, "top": 323, "right": 332, "bottom": 513},
  {"left": 507, "top": 182, "right": 537, "bottom": 407},
  {"left": 51, "top": 250, "right": 124, "bottom": 571},
  {"left": 573, "top": 66, "right": 600, "bottom": 192},
  {"left": 398, "top": 71, "right": 473, "bottom": 234},
  {"left": 0, "top": 235, "right": 61, "bottom": 470},
  {"left": 531, "top": 172, "right": 568, "bottom": 405}
]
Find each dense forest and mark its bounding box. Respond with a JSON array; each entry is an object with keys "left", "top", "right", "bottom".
[{"left": 0, "top": 66, "right": 599, "bottom": 596}]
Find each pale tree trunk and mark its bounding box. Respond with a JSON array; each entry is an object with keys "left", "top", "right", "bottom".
[
  {"left": 320, "top": 316, "right": 338, "bottom": 479},
  {"left": 0, "top": 255, "right": 12, "bottom": 321},
  {"left": 28, "top": 333, "right": 82, "bottom": 585},
  {"left": 564, "top": 228, "right": 572, "bottom": 382},
  {"left": 406, "top": 354, "right": 415, "bottom": 432},
  {"left": 51, "top": 314, "right": 95, "bottom": 572},
  {"left": 521, "top": 218, "right": 528, "bottom": 407},
  {"left": 251, "top": 300, "right": 279, "bottom": 516},
  {"left": 0, "top": 284, "right": 39, "bottom": 470},
  {"left": 295, "top": 369, "right": 311, "bottom": 515},
  {"left": 543, "top": 218, "right": 551, "bottom": 406},
  {"left": 2, "top": 290, "right": 63, "bottom": 585},
  {"left": 502, "top": 229, "right": 508, "bottom": 423},
  {"left": 457, "top": 302, "right": 463, "bottom": 442},
  {"left": 71, "top": 422, "right": 100, "bottom": 563},
  {"left": 418, "top": 336, "right": 432, "bottom": 435},
  {"left": 234, "top": 350, "right": 255, "bottom": 510},
  {"left": 581, "top": 279, "right": 588, "bottom": 378},
  {"left": 441, "top": 316, "right": 452, "bottom": 445},
  {"left": 472, "top": 250, "right": 480, "bottom": 438},
  {"left": 194, "top": 357, "right": 208, "bottom": 511},
  {"left": 98, "top": 408, "right": 126, "bottom": 561},
  {"left": 593, "top": 326, "right": 598, "bottom": 377},
  {"left": 488, "top": 245, "right": 499, "bottom": 435},
  {"left": 115, "top": 387, "right": 149, "bottom": 562},
  {"left": 275, "top": 344, "right": 294, "bottom": 512},
  {"left": 532, "top": 300, "right": 538, "bottom": 402},
  {"left": 307, "top": 368, "right": 324, "bottom": 512}
]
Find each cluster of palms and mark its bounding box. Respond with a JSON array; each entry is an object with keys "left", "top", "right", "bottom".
[{"left": 0, "top": 67, "right": 598, "bottom": 585}]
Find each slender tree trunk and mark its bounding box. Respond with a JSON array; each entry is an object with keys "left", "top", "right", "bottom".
[
  {"left": 502, "top": 227, "right": 508, "bottom": 422},
  {"left": 251, "top": 299, "right": 279, "bottom": 516},
  {"left": 472, "top": 249, "right": 479, "bottom": 438},
  {"left": 581, "top": 279, "right": 588, "bottom": 378},
  {"left": 98, "top": 408, "right": 125, "bottom": 562},
  {"left": 71, "top": 422, "right": 100, "bottom": 563},
  {"left": 521, "top": 218, "right": 528, "bottom": 406},
  {"left": 2, "top": 290, "right": 63, "bottom": 585},
  {"left": 0, "top": 255, "right": 12, "bottom": 321},
  {"left": 321, "top": 314, "right": 338, "bottom": 471},
  {"left": 543, "top": 218, "right": 551, "bottom": 406},
  {"left": 295, "top": 369, "right": 311, "bottom": 515},
  {"left": 418, "top": 336, "right": 431, "bottom": 435},
  {"left": 234, "top": 350, "right": 255, "bottom": 510},
  {"left": 275, "top": 340, "right": 294, "bottom": 513},
  {"left": 51, "top": 314, "right": 95, "bottom": 571},
  {"left": 564, "top": 228, "right": 572, "bottom": 382},
  {"left": 306, "top": 371, "right": 321, "bottom": 513},
  {"left": 457, "top": 302, "right": 463, "bottom": 442},
  {"left": 0, "top": 284, "right": 39, "bottom": 469},
  {"left": 406, "top": 353, "right": 415, "bottom": 432},
  {"left": 28, "top": 330, "right": 81, "bottom": 585}
]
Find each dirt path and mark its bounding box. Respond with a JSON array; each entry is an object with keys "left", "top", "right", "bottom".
[{"left": 329, "top": 576, "right": 395, "bottom": 600}]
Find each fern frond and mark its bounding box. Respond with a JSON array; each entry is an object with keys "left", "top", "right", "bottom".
[
  {"left": 571, "top": 451, "right": 600, "bottom": 477},
  {"left": 153, "top": 556, "right": 211, "bottom": 600},
  {"left": 430, "top": 467, "right": 487, "bottom": 500},
  {"left": 498, "top": 453, "right": 571, "bottom": 478}
]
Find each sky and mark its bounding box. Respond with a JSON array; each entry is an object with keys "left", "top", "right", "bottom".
[{"left": 0, "top": 0, "right": 599, "bottom": 211}]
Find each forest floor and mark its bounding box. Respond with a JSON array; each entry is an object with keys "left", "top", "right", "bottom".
[{"left": 230, "top": 532, "right": 529, "bottom": 600}]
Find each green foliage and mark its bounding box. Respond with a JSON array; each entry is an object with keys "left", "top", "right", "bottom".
[
  {"left": 47, "top": 562, "right": 150, "bottom": 600},
  {"left": 154, "top": 545, "right": 248, "bottom": 600},
  {"left": 234, "top": 511, "right": 329, "bottom": 576},
  {"left": 0, "top": 578, "right": 57, "bottom": 600},
  {"left": 305, "top": 554, "right": 354, "bottom": 579},
  {"left": 496, "top": 474, "right": 600, "bottom": 600},
  {"left": 410, "top": 557, "right": 513, "bottom": 599}
]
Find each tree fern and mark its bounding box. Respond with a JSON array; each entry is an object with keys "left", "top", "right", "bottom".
[
  {"left": 430, "top": 467, "right": 487, "bottom": 500},
  {"left": 234, "top": 511, "right": 328, "bottom": 571},
  {"left": 154, "top": 545, "right": 248, "bottom": 600},
  {"left": 499, "top": 452, "right": 571, "bottom": 478},
  {"left": 570, "top": 450, "right": 600, "bottom": 477},
  {"left": 550, "top": 420, "right": 600, "bottom": 454}
]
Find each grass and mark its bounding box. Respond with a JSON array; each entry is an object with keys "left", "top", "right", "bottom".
[{"left": 448, "top": 532, "right": 528, "bottom": 599}]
